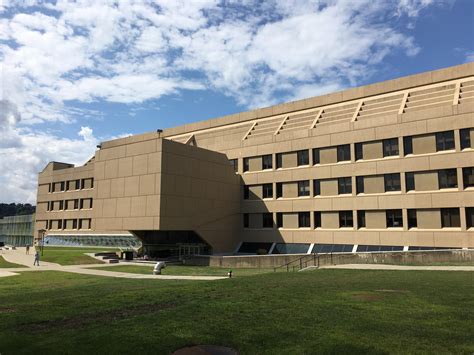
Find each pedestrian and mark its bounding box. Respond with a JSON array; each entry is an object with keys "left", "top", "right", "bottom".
[
  {"left": 34, "top": 251, "right": 40, "bottom": 266},
  {"left": 26, "top": 244, "right": 30, "bottom": 255}
]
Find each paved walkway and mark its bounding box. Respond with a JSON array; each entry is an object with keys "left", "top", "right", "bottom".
[
  {"left": 320, "top": 264, "right": 474, "bottom": 271},
  {"left": 0, "top": 248, "right": 226, "bottom": 281}
]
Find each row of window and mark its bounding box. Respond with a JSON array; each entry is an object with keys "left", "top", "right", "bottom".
[
  {"left": 46, "top": 198, "right": 93, "bottom": 211},
  {"left": 47, "top": 178, "right": 94, "bottom": 193},
  {"left": 46, "top": 218, "right": 92, "bottom": 230},
  {"left": 231, "top": 128, "right": 473, "bottom": 173},
  {"left": 243, "top": 208, "right": 473, "bottom": 229}
]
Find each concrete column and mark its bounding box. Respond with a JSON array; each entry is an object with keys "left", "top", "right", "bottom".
[
  {"left": 350, "top": 143, "right": 356, "bottom": 163},
  {"left": 454, "top": 129, "right": 461, "bottom": 152},
  {"left": 402, "top": 209, "right": 408, "bottom": 231},
  {"left": 400, "top": 172, "right": 407, "bottom": 193},
  {"left": 398, "top": 136, "right": 404, "bottom": 157},
  {"left": 460, "top": 207, "right": 467, "bottom": 231},
  {"left": 351, "top": 176, "right": 357, "bottom": 196},
  {"left": 457, "top": 167, "right": 464, "bottom": 190}
]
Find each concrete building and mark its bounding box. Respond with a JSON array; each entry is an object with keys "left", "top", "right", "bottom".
[
  {"left": 0, "top": 214, "right": 35, "bottom": 246},
  {"left": 35, "top": 63, "right": 474, "bottom": 256}
]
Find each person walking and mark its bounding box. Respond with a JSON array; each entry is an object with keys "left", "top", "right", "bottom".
[
  {"left": 33, "top": 251, "right": 40, "bottom": 266},
  {"left": 26, "top": 245, "right": 30, "bottom": 255}
]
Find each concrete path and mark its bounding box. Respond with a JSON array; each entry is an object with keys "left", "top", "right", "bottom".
[
  {"left": 0, "top": 248, "right": 226, "bottom": 281},
  {"left": 319, "top": 264, "right": 474, "bottom": 271}
]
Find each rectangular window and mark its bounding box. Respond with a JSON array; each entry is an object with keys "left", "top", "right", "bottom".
[
  {"left": 229, "top": 159, "right": 238, "bottom": 173},
  {"left": 312, "top": 148, "right": 320, "bottom": 165},
  {"left": 262, "top": 183, "right": 273, "bottom": 199},
  {"left": 383, "top": 138, "right": 399, "bottom": 157},
  {"left": 384, "top": 173, "right": 401, "bottom": 192},
  {"left": 276, "top": 213, "right": 283, "bottom": 228},
  {"left": 357, "top": 210, "right": 366, "bottom": 228},
  {"left": 441, "top": 208, "right": 460, "bottom": 228},
  {"left": 405, "top": 172, "right": 415, "bottom": 191},
  {"left": 314, "top": 180, "right": 321, "bottom": 196},
  {"left": 460, "top": 128, "right": 471, "bottom": 150},
  {"left": 243, "top": 186, "right": 250, "bottom": 199},
  {"left": 386, "top": 209, "right": 403, "bottom": 228},
  {"left": 408, "top": 209, "right": 417, "bottom": 228},
  {"left": 298, "top": 212, "right": 310, "bottom": 228},
  {"left": 276, "top": 153, "right": 283, "bottom": 169},
  {"left": 243, "top": 214, "right": 249, "bottom": 228},
  {"left": 262, "top": 213, "right": 273, "bottom": 228},
  {"left": 356, "top": 176, "right": 364, "bottom": 194},
  {"left": 297, "top": 150, "right": 309, "bottom": 166},
  {"left": 466, "top": 207, "right": 474, "bottom": 229},
  {"left": 262, "top": 154, "right": 272, "bottom": 170},
  {"left": 337, "top": 144, "right": 351, "bottom": 162},
  {"left": 463, "top": 167, "right": 474, "bottom": 188},
  {"left": 338, "top": 177, "right": 352, "bottom": 194},
  {"left": 355, "top": 143, "right": 363, "bottom": 161},
  {"left": 297, "top": 181, "right": 310, "bottom": 197},
  {"left": 243, "top": 158, "right": 249, "bottom": 172},
  {"left": 435, "top": 131, "right": 455, "bottom": 151},
  {"left": 339, "top": 211, "right": 353, "bottom": 228},
  {"left": 314, "top": 212, "right": 321, "bottom": 228},
  {"left": 438, "top": 169, "right": 458, "bottom": 189},
  {"left": 276, "top": 183, "right": 283, "bottom": 198},
  {"left": 404, "top": 136, "right": 413, "bottom": 155}
]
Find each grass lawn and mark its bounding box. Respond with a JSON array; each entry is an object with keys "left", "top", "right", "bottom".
[
  {"left": 90, "top": 264, "right": 274, "bottom": 276},
  {"left": 35, "top": 247, "right": 118, "bottom": 265},
  {"left": 0, "top": 255, "right": 23, "bottom": 268},
  {"left": 0, "top": 270, "right": 472, "bottom": 354}
]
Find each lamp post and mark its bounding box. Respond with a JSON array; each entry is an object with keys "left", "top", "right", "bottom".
[{"left": 38, "top": 229, "right": 46, "bottom": 256}]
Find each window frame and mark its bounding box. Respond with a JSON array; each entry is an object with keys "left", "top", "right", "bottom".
[
  {"left": 338, "top": 177, "right": 352, "bottom": 195},
  {"left": 435, "top": 131, "right": 455, "bottom": 152},
  {"left": 297, "top": 180, "right": 310, "bottom": 197},
  {"left": 384, "top": 173, "right": 401, "bottom": 192},
  {"left": 262, "top": 154, "right": 273, "bottom": 170},
  {"left": 386, "top": 209, "right": 403, "bottom": 228},
  {"left": 337, "top": 144, "right": 351, "bottom": 162},
  {"left": 298, "top": 212, "right": 311, "bottom": 228},
  {"left": 438, "top": 169, "right": 458, "bottom": 189},
  {"left": 339, "top": 211, "right": 353, "bottom": 228},
  {"left": 383, "top": 138, "right": 399, "bottom": 157}
]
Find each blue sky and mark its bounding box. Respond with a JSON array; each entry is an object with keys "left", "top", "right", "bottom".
[{"left": 0, "top": 0, "right": 473, "bottom": 203}]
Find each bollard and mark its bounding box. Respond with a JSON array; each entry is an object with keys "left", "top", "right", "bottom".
[{"left": 227, "top": 270, "right": 232, "bottom": 278}]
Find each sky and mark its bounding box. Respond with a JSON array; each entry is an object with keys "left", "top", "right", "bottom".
[{"left": 0, "top": 0, "right": 473, "bottom": 204}]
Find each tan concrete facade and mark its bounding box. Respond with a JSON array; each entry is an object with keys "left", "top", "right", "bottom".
[{"left": 36, "top": 63, "right": 474, "bottom": 254}]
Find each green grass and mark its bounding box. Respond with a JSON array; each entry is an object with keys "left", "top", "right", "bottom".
[
  {"left": 90, "top": 264, "right": 274, "bottom": 276},
  {"left": 0, "top": 255, "right": 23, "bottom": 268},
  {"left": 0, "top": 269, "right": 472, "bottom": 354},
  {"left": 35, "top": 247, "right": 118, "bottom": 265}
]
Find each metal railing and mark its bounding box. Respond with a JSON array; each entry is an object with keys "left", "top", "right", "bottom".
[{"left": 273, "top": 253, "right": 321, "bottom": 272}]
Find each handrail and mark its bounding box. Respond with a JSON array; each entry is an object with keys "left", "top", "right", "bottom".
[{"left": 273, "top": 253, "right": 320, "bottom": 272}]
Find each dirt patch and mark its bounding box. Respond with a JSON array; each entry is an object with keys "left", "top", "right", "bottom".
[
  {"left": 0, "top": 307, "right": 16, "bottom": 313},
  {"left": 375, "top": 289, "right": 410, "bottom": 294},
  {"left": 351, "top": 293, "right": 384, "bottom": 301},
  {"left": 173, "top": 345, "right": 238, "bottom": 355}
]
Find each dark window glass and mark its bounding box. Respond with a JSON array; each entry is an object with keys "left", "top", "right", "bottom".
[
  {"left": 383, "top": 138, "right": 399, "bottom": 157},
  {"left": 386, "top": 209, "right": 403, "bottom": 228},
  {"left": 356, "top": 176, "right": 364, "bottom": 194},
  {"left": 465, "top": 207, "right": 474, "bottom": 229},
  {"left": 276, "top": 153, "right": 283, "bottom": 168},
  {"left": 58, "top": 220, "right": 63, "bottom": 229},
  {"left": 405, "top": 172, "right": 415, "bottom": 191},
  {"left": 297, "top": 150, "right": 309, "bottom": 166},
  {"left": 384, "top": 173, "right": 401, "bottom": 192},
  {"left": 272, "top": 243, "right": 310, "bottom": 254},
  {"left": 75, "top": 180, "right": 80, "bottom": 189},
  {"left": 243, "top": 186, "right": 250, "bottom": 199},
  {"left": 314, "top": 212, "right": 321, "bottom": 228},
  {"left": 357, "top": 245, "right": 403, "bottom": 252},
  {"left": 60, "top": 182, "right": 65, "bottom": 191},
  {"left": 314, "top": 180, "right": 321, "bottom": 196},
  {"left": 339, "top": 211, "right": 353, "bottom": 228},
  {"left": 262, "top": 154, "right": 272, "bottom": 170},
  {"left": 238, "top": 242, "right": 273, "bottom": 254},
  {"left": 276, "top": 183, "right": 283, "bottom": 198},
  {"left": 297, "top": 181, "right": 310, "bottom": 196},
  {"left": 358, "top": 210, "right": 366, "bottom": 228},
  {"left": 337, "top": 144, "right": 351, "bottom": 162},
  {"left": 404, "top": 136, "right": 413, "bottom": 155},
  {"left": 72, "top": 219, "right": 78, "bottom": 229},
  {"left": 276, "top": 213, "right": 283, "bottom": 228},
  {"left": 436, "top": 131, "right": 455, "bottom": 151},
  {"left": 243, "top": 158, "right": 249, "bottom": 172},
  {"left": 262, "top": 183, "right": 273, "bottom": 199},
  {"left": 460, "top": 128, "right": 471, "bottom": 150},
  {"left": 298, "top": 212, "right": 311, "bottom": 228},
  {"left": 312, "top": 244, "right": 353, "bottom": 253},
  {"left": 90, "top": 179, "right": 94, "bottom": 189},
  {"left": 229, "top": 159, "right": 238, "bottom": 173},
  {"left": 441, "top": 208, "right": 460, "bottom": 228},
  {"left": 463, "top": 167, "right": 474, "bottom": 188},
  {"left": 59, "top": 200, "right": 64, "bottom": 210},
  {"left": 438, "top": 169, "right": 458, "bottom": 189},
  {"left": 408, "top": 246, "right": 456, "bottom": 251},
  {"left": 355, "top": 143, "right": 363, "bottom": 160},
  {"left": 262, "top": 213, "right": 273, "bottom": 228},
  {"left": 338, "top": 177, "right": 352, "bottom": 194},
  {"left": 313, "top": 148, "right": 320, "bottom": 165},
  {"left": 48, "top": 183, "right": 52, "bottom": 193},
  {"left": 74, "top": 199, "right": 79, "bottom": 210},
  {"left": 408, "top": 209, "right": 417, "bottom": 228},
  {"left": 243, "top": 214, "right": 249, "bottom": 228}
]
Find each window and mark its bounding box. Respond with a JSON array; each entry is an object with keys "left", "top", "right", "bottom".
[
  {"left": 407, "top": 209, "right": 417, "bottom": 228},
  {"left": 463, "top": 167, "right": 474, "bottom": 188},
  {"left": 356, "top": 176, "right": 364, "bottom": 194},
  {"left": 314, "top": 180, "right": 321, "bottom": 196},
  {"left": 357, "top": 210, "right": 366, "bottom": 228},
  {"left": 438, "top": 169, "right": 458, "bottom": 189},
  {"left": 276, "top": 213, "right": 283, "bottom": 228},
  {"left": 355, "top": 143, "right": 363, "bottom": 161},
  {"left": 313, "top": 149, "right": 320, "bottom": 165},
  {"left": 297, "top": 150, "right": 309, "bottom": 166},
  {"left": 262, "top": 213, "right": 273, "bottom": 228},
  {"left": 337, "top": 144, "right": 351, "bottom": 162},
  {"left": 298, "top": 212, "right": 310, "bottom": 228},
  {"left": 403, "top": 136, "right": 413, "bottom": 155},
  {"left": 80, "top": 198, "right": 92, "bottom": 209},
  {"left": 262, "top": 155, "right": 272, "bottom": 170},
  {"left": 272, "top": 243, "right": 310, "bottom": 255},
  {"left": 238, "top": 242, "right": 273, "bottom": 254},
  {"left": 276, "top": 153, "right": 283, "bottom": 168},
  {"left": 338, "top": 177, "right": 352, "bottom": 194},
  {"left": 243, "top": 214, "right": 249, "bottom": 228},
  {"left": 82, "top": 178, "right": 94, "bottom": 189},
  {"left": 405, "top": 172, "right": 415, "bottom": 191},
  {"left": 66, "top": 180, "right": 80, "bottom": 191},
  {"left": 460, "top": 128, "right": 471, "bottom": 150},
  {"left": 384, "top": 173, "right": 401, "bottom": 192},
  {"left": 441, "top": 208, "right": 460, "bottom": 228},
  {"left": 386, "top": 209, "right": 403, "bottom": 228},
  {"left": 312, "top": 244, "right": 354, "bottom": 253},
  {"left": 262, "top": 184, "right": 273, "bottom": 199},
  {"left": 339, "top": 211, "right": 353, "bottom": 228},
  {"left": 383, "top": 138, "right": 399, "bottom": 157},
  {"left": 243, "top": 186, "right": 250, "bottom": 199},
  {"left": 297, "top": 181, "right": 310, "bottom": 197},
  {"left": 466, "top": 208, "right": 474, "bottom": 229},
  {"left": 229, "top": 159, "right": 238, "bottom": 173},
  {"left": 435, "top": 131, "right": 455, "bottom": 151},
  {"left": 243, "top": 158, "right": 250, "bottom": 172},
  {"left": 276, "top": 183, "right": 283, "bottom": 198},
  {"left": 314, "top": 212, "right": 321, "bottom": 228}
]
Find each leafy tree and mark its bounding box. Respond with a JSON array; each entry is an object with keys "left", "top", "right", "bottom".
[{"left": 0, "top": 203, "right": 36, "bottom": 219}]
